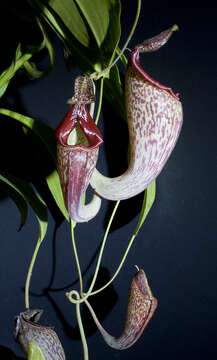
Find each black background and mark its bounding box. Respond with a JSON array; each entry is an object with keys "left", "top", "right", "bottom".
[{"left": 0, "top": 2, "right": 217, "bottom": 360}]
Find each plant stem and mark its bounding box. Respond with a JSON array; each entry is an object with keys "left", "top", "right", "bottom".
[
  {"left": 90, "top": 233, "right": 137, "bottom": 296},
  {"left": 76, "top": 302, "right": 89, "bottom": 360},
  {"left": 95, "top": 78, "right": 104, "bottom": 125},
  {"left": 25, "top": 238, "right": 41, "bottom": 310},
  {"left": 85, "top": 200, "right": 120, "bottom": 297},
  {"left": 89, "top": 80, "right": 96, "bottom": 118},
  {"left": 68, "top": 290, "right": 89, "bottom": 360},
  {"left": 67, "top": 200, "right": 120, "bottom": 305},
  {"left": 71, "top": 220, "right": 83, "bottom": 295}
]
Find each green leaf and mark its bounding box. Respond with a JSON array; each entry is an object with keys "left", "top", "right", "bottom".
[
  {"left": 0, "top": 177, "right": 28, "bottom": 231},
  {"left": 46, "top": 170, "right": 69, "bottom": 222},
  {"left": 29, "top": 0, "right": 121, "bottom": 70},
  {"left": 74, "top": 0, "right": 121, "bottom": 68},
  {"left": 0, "top": 44, "right": 31, "bottom": 98},
  {"left": 23, "top": 18, "right": 56, "bottom": 79},
  {"left": 0, "top": 172, "right": 47, "bottom": 242},
  {"left": 0, "top": 81, "right": 9, "bottom": 98},
  {"left": 134, "top": 181, "right": 156, "bottom": 235},
  {"left": 0, "top": 108, "right": 56, "bottom": 162},
  {"left": 28, "top": 0, "right": 94, "bottom": 72},
  {"left": 0, "top": 16, "right": 56, "bottom": 96},
  {"left": 0, "top": 46, "right": 30, "bottom": 98},
  {"left": 45, "top": 0, "right": 90, "bottom": 47},
  {"left": 28, "top": 341, "right": 45, "bottom": 360},
  {"left": 0, "top": 108, "right": 69, "bottom": 221},
  {"left": 74, "top": 0, "right": 115, "bottom": 48}
]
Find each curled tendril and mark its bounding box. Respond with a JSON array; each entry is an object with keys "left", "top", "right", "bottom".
[{"left": 66, "top": 289, "right": 82, "bottom": 304}]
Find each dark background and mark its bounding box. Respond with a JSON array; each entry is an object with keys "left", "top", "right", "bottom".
[{"left": 0, "top": 2, "right": 217, "bottom": 360}]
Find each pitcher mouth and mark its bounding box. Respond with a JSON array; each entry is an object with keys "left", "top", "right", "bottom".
[
  {"left": 130, "top": 48, "right": 180, "bottom": 101},
  {"left": 55, "top": 104, "right": 103, "bottom": 151}
]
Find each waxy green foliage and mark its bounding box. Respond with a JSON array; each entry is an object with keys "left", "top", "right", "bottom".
[
  {"left": 0, "top": 172, "right": 47, "bottom": 242},
  {"left": 0, "top": 108, "right": 69, "bottom": 221},
  {"left": 28, "top": 0, "right": 121, "bottom": 71},
  {"left": 28, "top": 0, "right": 125, "bottom": 117}
]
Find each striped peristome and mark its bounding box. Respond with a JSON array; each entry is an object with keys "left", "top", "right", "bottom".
[{"left": 90, "top": 25, "right": 183, "bottom": 201}]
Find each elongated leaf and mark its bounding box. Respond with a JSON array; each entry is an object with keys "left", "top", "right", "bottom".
[
  {"left": 0, "top": 81, "right": 9, "bottom": 98},
  {"left": 0, "top": 108, "right": 69, "bottom": 220},
  {"left": 0, "top": 177, "right": 28, "bottom": 231},
  {"left": 27, "top": 0, "right": 129, "bottom": 121},
  {"left": 46, "top": 0, "right": 90, "bottom": 47},
  {"left": 0, "top": 44, "right": 31, "bottom": 98},
  {"left": 134, "top": 181, "right": 156, "bottom": 235},
  {"left": 0, "top": 16, "right": 56, "bottom": 97},
  {"left": 0, "top": 172, "right": 47, "bottom": 242},
  {"left": 46, "top": 170, "right": 69, "bottom": 221},
  {"left": 74, "top": 0, "right": 114, "bottom": 47},
  {"left": 0, "top": 45, "right": 32, "bottom": 98},
  {"left": 28, "top": 341, "right": 45, "bottom": 360},
  {"left": 28, "top": 0, "right": 95, "bottom": 71},
  {"left": 0, "top": 108, "right": 56, "bottom": 162},
  {"left": 74, "top": 0, "right": 121, "bottom": 68},
  {"left": 29, "top": 0, "right": 121, "bottom": 70},
  {"left": 23, "top": 18, "right": 56, "bottom": 79}
]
